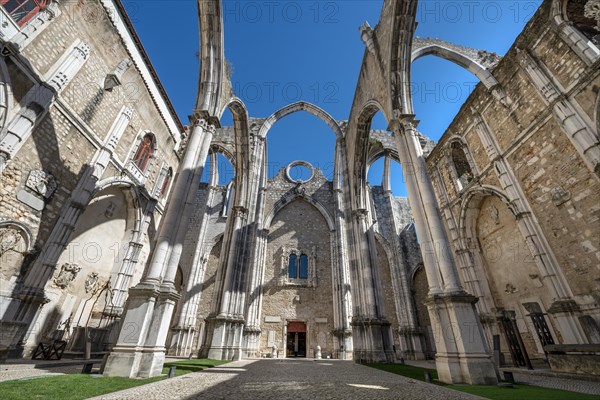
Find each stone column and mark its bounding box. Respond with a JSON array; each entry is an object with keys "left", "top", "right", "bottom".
[
  {"left": 517, "top": 48, "right": 600, "bottom": 176},
  {"left": 333, "top": 140, "right": 354, "bottom": 359},
  {"left": 390, "top": 115, "right": 498, "bottom": 385},
  {"left": 104, "top": 118, "right": 214, "bottom": 378},
  {"left": 206, "top": 206, "right": 248, "bottom": 361},
  {"left": 242, "top": 140, "right": 267, "bottom": 358},
  {"left": 169, "top": 184, "right": 218, "bottom": 357},
  {"left": 0, "top": 40, "right": 90, "bottom": 166},
  {"left": 391, "top": 123, "right": 442, "bottom": 295},
  {"left": 378, "top": 153, "right": 424, "bottom": 359}
]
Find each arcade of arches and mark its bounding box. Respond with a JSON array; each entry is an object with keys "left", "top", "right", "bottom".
[{"left": 0, "top": 0, "right": 598, "bottom": 387}]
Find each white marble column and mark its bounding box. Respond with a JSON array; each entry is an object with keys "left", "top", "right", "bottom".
[
  {"left": 390, "top": 115, "right": 498, "bottom": 385},
  {"left": 0, "top": 40, "right": 90, "bottom": 165},
  {"left": 104, "top": 118, "right": 214, "bottom": 378}
]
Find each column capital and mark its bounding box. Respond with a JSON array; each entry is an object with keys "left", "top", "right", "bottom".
[
  {"left": 232, "top": 206, "right": 248, "bottom": 218},
  {"left": 352, "top": 208, "right": 369, "bottom": 220},
  {"left": 388, "top": 114, "right": 420, "bottom": 135}
]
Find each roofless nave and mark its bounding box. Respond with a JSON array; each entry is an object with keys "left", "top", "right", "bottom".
[{"left": 0, "top": 0, "right": 598, "bottom": 386}]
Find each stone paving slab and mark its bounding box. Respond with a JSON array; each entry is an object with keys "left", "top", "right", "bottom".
[
  {"left": 509, "top": 371, "right": 600, "bottom": 395},
  {"left": 89, "top": 359, "right": 484, "bottom": 400}
]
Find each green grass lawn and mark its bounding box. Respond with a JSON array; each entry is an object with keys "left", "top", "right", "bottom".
[
  {"left": 0, "top": 359, "right": 230, "bottom": 400},
  {"left": 367, "top": 363, "right": 599, "bottom": 400}
]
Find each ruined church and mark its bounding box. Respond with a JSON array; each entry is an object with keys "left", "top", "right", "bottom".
[{"left": 0, "top": 0, "right": 598, "bottom": 386}]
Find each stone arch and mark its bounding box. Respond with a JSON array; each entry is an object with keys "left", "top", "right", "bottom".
[
  {"left": 196, "top": 0, "right": 225, "bottom": 116},
  {"left": 353, "top": 101, "right": 388, "bottom": 209},
  {"left": 263, "top": 194, "right": 335, "bottom": 232},
  {"left": 258, "top": 101, "right": 344, "bottom": 139},
  {"left": 205, "top": 145, "right": 236, "bottom": 187},
  {"left": 93, "top": 178, "right": 144, "bottom": 241},
  {"left": 458, "top": 185, "right": 516, "bottom": 238},
  {"left": 45, "top": 181, "right": 146, "bottom": 345},
  {"left": 0, "top": 220, "right": 33, "bottom": 284},
  {"left": 550, "top": 0, "right": 600, "bottom": 64},
  {"left": 0, "top": 56, "right": 13, "bottom": 130},
  {"left": 411, "top": 39, "right": 501, "bottom": 90},
  {"left": 389, "top": 0, "right": 419, "bottom": 115},
  {"left": 222, "top": 97, "right": 250, "bottom": 207},
  {"left": 457, "top": 186, "right": 560, "bottom": 356}
]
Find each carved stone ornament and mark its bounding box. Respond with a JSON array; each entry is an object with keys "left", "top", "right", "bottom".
[
  {"left": 0, "top": 228, "right": 22, "bottom": 254},
  {"left": 54, "top": 263, "right": 81, "bottom": 289},
  {"left": 585, "top": 0, "right": 600, "bottom": 31},
  {"left": 26, "top": 170, "right": 57, "bottom": 198},
  {"left": 105, "top": 201, "right": 116, "bottom": 218},
  {"left": 551, "top": 186, "right": 571, "bottom": 207},
  {"left": 488, "top": 205, "right": 500, "bottom": 225},
  {"left": 84, "top": 272, "right": 100, "bottom": 294},
  {"left": 504, "top": 283, "right": 518, "bottom": 294},
  {"left": 293, "top": 182, "right": 306, "bottom": 196}
]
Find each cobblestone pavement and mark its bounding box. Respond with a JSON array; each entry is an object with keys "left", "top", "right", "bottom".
[
  {"left": 510, "top": 371, "right": 600, "bottom": 395},
  {"left": 0, "top": 363, "right": 83, "bottom": 382},
  {"left": 90, "top": 359, "right": 483, "bottom": 400}
]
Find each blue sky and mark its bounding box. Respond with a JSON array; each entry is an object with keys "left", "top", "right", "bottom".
[{"left": 127, "top": 0, "right": 541, "bottom": 195}]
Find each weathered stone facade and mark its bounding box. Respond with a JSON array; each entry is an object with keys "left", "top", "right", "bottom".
[
  {"left": 426, "top": 0, "right": 600, "bottom": 367},
  {"left": 0, "top": 0, "right": 183, "bottom": 359}
]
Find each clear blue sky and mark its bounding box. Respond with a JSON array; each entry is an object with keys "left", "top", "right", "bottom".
[{"left": 127, "top": 0, "right": 541, "bottom": 195}]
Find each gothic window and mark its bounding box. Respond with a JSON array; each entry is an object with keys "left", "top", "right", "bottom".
[
  {"left": 282, "top": 247, "right": 317, "bottom": 287},
  {"left": 133, "top": 134, "right": 155, "bottom": 173},
  {"left": 288, "top": 254, "right": 298, "bottom": 279},
  {"left": 1, "top": 0, "right": 46, "bottom": 26},
  {"left": 299, "top": 254, "right": 309, "bottom": 279},
  {"left": 287, "top": 253, "right": 310, "bottom": 279},
  {"left": 160, "top": 167, "right": 172, "bottom": 197},
  {"left": 450, "top": 141, "right": 474, "bottom": 191}
]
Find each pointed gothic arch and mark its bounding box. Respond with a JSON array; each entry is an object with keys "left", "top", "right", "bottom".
[
  {"left": 263, "top": 194, "right": 335, "bottom": 232},
  {"left": 258, "top": 101, "right": 344, "bottom": 139},
  {"left": 411, "top": 39, "right": 501, "bottom": 90}
]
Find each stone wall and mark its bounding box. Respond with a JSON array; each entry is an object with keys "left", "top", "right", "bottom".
[
  {"left": 0, "top": 0, "right": 182, "bottom": 353},
  {"left": 426, "top": 0, "right": 600, "bottom": 359}
]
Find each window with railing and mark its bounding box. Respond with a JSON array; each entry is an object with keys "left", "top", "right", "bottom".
[{"left": 1, "top": 0, "right": 46, "bottom": 26}]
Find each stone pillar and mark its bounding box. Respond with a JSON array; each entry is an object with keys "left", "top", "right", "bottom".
[
  {"left": 0, "top": 40, "right": 90, "bottom": 165},
  {"left": 516, "top": 48, "right": 600, "bottom": 176},
  {"left": 104, "top": 118, "right": 214, "bottom": 378},
  {"left": 8, "top": 106, "right": 132, "bottom": 352},
  {"left": 332, "top": 140, "right": 354, "bottom": 360},
  {"left": 206, "top": 206, "right": 248, "bottom": 361},
  {"left": 390, "top": 115, "right": 498, "bottom": 385},
  {"left": 382, "top": 154, "right": 392, "bottom": 192},
  {"left": 378, "top": 162, "right": 425, "bottom": 359},
  {"left": 349, "top": 207, "right": 394, "bottom": 363},
  {"left": 391, "top": 124, "right": 442, "bottom": 296}
]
